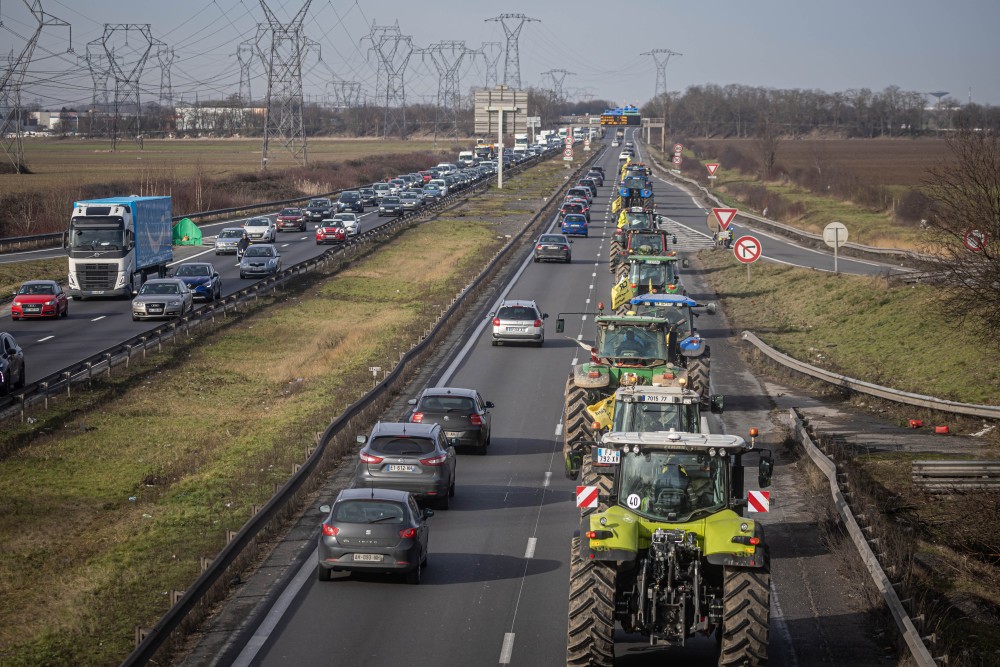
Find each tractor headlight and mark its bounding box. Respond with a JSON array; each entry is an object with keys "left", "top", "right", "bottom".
[
  {"left": 718, "top": 448, "right": 726, "bottom": 457},
  {"left": 740, "top": 522, "right": 749, "bottom": 532},
  {"left": 709, "top": 448, "right": 716, "bottom": 457}
]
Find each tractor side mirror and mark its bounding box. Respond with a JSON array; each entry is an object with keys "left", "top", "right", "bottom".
[
  {"left": 706, "top": 302, "right": 717, "bottom": 315},
  {"left": 709, "top": 394, "right": 724, "bottom": 414},
  {"left": 758, "top": 453, "right": 774, "bottom": 488},
  {"left": 556, "top": 318, "right": 565, "bottom": 333}
]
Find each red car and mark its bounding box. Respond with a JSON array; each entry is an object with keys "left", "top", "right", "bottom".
[
  {"left": 11, "top": 280, "right": 69, "bottom": 320},
  {"left": 276, "top": 207, "right": 307, "bottom": 232},
  {"left": 315, "top": 220, "right": 347, "bottom": 245}
]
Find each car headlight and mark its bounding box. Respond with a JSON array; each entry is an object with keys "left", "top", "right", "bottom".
[{"left": 167, "top": 299, "right": 181, "bottom": 306}]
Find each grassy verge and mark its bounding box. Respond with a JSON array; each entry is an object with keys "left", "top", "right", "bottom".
[
  {"left": 0, "top": 258, "right": 66, "bottom": 301},
  {"left": 0, "top": 160, "right": 568, "bottom": 666}
]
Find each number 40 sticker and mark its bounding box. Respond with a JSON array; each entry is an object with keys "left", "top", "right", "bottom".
[{"left": 626, "top": 494, "right": 641, "bottom": 509}]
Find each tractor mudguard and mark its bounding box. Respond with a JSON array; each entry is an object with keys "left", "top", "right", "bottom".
[
  {"left": 572, "top": 364, "right": 611, "bottom": 390},
  {"left": 583, "top": 506, "right": 640, "bottom": 561},
  {"left": 701, "top": 511, "right": 767, "bottom": 568},
  {"left": 679, "top": 334, "right": 706, "bottom": 357}
]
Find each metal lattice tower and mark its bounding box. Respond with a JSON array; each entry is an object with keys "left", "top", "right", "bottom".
[
  {"left": 327, "top": 80, "right": 362, "bottom": 109},
  {"left": 361, "top": 22, "right": 400, "bottom": 118},
  {"left": 156, "top": 45, "right": 175, "bottom": 108},
  {"left": 0, "top": 0, "right": 71, "bottom": 172},
  {"left": 362, "top": 24, "right": 413, "bottom": 139},
  {"left": 426, "top": 41, "right": 470, "bottom": 111},
  {"left": 479, "top": 41, "right": 501, "bottom": 88},
  {"left": 541, "top": 68, "right": 574, "bottom": 103},
  {"left": 256, "top": 1, "right": 313, "bottom": 168},
  {"left": 641, "top": 48, "right": 682, "bottom": 98},
  {"left": 485, "top": 14, "right": 538, "bottom": 89},
  {"left": 82, "top": 39, "right": 113, "bottom": 137},
  {"left": 100, "top": 24, "right": 156, "bottom": 151},
  {"left": 237, "top": 38, "right": 256, "bottom": 105}
]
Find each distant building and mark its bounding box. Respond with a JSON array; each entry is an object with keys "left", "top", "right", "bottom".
[{"left": 26, "top": 110, "right": 87, "bottom": 133}]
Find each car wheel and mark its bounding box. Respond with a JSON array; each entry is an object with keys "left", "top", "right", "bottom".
[
  {"left": 566, "top": 255, "right": 572, "bottom": 263},
  {"left": 240, "top": 272, "right": 246, "bottom": 279},
  {"left": 132, "top": 314, "right": 139, "bottom": 321},
  {"left": 435, "top": 493, "right": 450, "bottom": 511},
  {"left": 15, "top": 363, "right": 26, "bottom": 389},
  {"left": 478, "top": 439, "right": 488, "bottom": 455},
  {"left": 533, "top": 256, "right": 539, "bottom": 263},
  {"left": 317, "top": 565, "right": 332, "bottom": 582},
  {"left": 404, "top": 562, "right": 421, "bottom": 585},
  {"left": 536, "top": 337, "right": 544, "bottom": 348}
]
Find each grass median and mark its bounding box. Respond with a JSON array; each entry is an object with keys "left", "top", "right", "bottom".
[{"left": 0, "top": 158, "right": 568, "bottom": 666}]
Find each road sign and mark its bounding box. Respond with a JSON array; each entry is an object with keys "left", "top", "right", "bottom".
[
  {"left": 712, "top": 208, "right": 738, "bottom": 230},
  {"left": 706, "top": 212, "right": 720, "bottom": 233},
  {"left": 576, "top": 486, "right": 599, "bottom": 509},
  {"left": 564, "top": 146, "right": 574, "bottom": 161},
  {"left": 734, "top": 235, "right": 762, "bottom": 263},
  {"left": 823, "top": 222, "right": 848, "bottom": 248},
  {"left": 672, "top": 155, "right": 682, "bottom": 164},
  {"left": 964, "top": 228, "right": 989, "bottom": 252},
  {"left": 673, "top": 143, "right": 683, "bottom": 154},
  {"left": 705, "top": 163, "right": 719, "bottom": 177},
  {"left": 584, "top": 137, "right": 591, "bottom": 152},
  {"left": 747, "top": 490, "right": 770, "bottom": 513}
]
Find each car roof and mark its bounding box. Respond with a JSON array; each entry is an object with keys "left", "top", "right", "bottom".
[
  {"left": 143, "top": 277, "right": 184, "bottom": 284},
  {"left": 370, "top": 421, "right": 439, "bottom": 438},
  {"left": 499, "top": 299, "right": 538, "bottom": 309},
  {"left": 337, "top": 487, "right": 412, "bottom": 503},
  {"left": 418, "top": 386, "right": 478, "bottom": 399},
  {"left": 21, "top": 279, "right": 58, "bottom": 286}
]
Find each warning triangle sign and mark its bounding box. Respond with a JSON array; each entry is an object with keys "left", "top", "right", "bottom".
[
  {"left": 712, "top": 208, "right": 738, "bottom": 230},
  {"left": 706, "top": 163, "right": 719, "bottom": 176}
]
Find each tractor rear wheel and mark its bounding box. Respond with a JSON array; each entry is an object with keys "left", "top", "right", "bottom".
[
  {"left": 609, "top": 239, "right": 622, "bottom": 264},
  {"left": 719, "top": 565, "right": 770, "bottom": 667},
  {"left": 564, "top": 377, "right": 594, "bottom": 480},
  {"left": 567, "top": 536, "right": 615, "bottom": 667},
  {"left": 579, "top": 456, "right": 612, "bottom": 519},
  {"left": 687, "top": 346, "right": 711, "bottom": 400}
]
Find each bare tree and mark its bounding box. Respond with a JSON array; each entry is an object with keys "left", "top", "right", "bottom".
[
  {"left": 921, "top": 130, "right": 1000, "bottom": 340},
  {"left": 755, "top": 118, "right": 782, "bottom": 178}
]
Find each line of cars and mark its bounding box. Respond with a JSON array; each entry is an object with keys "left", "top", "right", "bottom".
[{"left": 532, "top": 164, "right": 607, "bottom": 264}]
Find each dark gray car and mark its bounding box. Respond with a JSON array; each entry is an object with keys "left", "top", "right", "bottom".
[
  {"left": 378, "top": 196, "right": 404, "bottom": 217},
  {"left": 407, "top": 387, "right": 494, "bottom": 454},
  {"left": 317, "top": 488, "right": 431, "bottom": 584},
  {"left": 354, "top": 422, "right": 456, "bottom": 509}
]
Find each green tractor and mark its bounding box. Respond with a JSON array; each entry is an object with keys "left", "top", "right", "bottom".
[
  {"left": 609, "top": 228, "right": 678, "bottom": 278},
  {"left": 611, "top": 255, "right": 683, "bottom": 313},
  {"left": 568, "top": 431, "right": 774, "bottom": 667}
]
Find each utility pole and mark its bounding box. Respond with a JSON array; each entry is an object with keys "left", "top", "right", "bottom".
[
  {"left": 641, "top": 48, "right": 682, "bottom": 98},
  {"left": 485, "top": 14, "right": 538, "bottom": 89},
  {"left": 256, "top": 0, "right": 315, "bottom": 168},
  {"left": 362, "top": 22, "right": 413, "bottom": 139},
  {"left": 0, "top": 0, "right": 72, "bottom": 172},
  {"left": 101, "top": 24, "right": 156, "bottom": 151},
  {"left": 541, "top": 68, "right": 574, "bottom": 104},
  {"left": 479, "top": 41, "right": 502, "bottom": 88}
]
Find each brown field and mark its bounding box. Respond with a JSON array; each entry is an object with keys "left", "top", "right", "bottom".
[{"left": 692, "top": 137, "right": 952, "bottom": 187}]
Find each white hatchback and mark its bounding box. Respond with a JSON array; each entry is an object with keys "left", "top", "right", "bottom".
[{"left": 489, "top": 299, "right": 548, "bottom": 347}]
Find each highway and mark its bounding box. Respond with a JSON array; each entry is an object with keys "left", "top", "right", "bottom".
[{"left": 204, "top": 139, "right": 883, "bottom": 667}]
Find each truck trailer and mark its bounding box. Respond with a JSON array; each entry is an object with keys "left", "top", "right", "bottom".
[{"left": 66, "top": 195, "right": 173, "bottom": 299}]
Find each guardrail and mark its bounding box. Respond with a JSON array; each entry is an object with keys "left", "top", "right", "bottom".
[
  {"left": 634, "top": 138, "right": 932, "bottom": 269},
  {"left": 912, "top": 460, "right": 1000, "bottom": 492},
  {"left": 115, "top": 148, "right": 602, "bottom": 666},
  {"left": 741, "top": 330, "right": 1000, "bottom": 421},
  {"left": 789, "top": 408, "right": 939, "bottom": 666}
]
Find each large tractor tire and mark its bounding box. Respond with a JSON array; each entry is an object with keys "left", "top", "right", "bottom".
[
  {"left": 567, "top": 536, "right": 616, "bottom": 667},
  {"left": 564, "top": 377, "right": 595, "bottom": 480},
  {"left": 615, "top": 263, "right": 628, "bottom": 283},
  {"left": 579, "top": 456, "right": 612, "bottom": 519},
  {"left": 687, "top": 346, "right": 711, "bottom": 401},
  {"left": 719, "top": 565, "right": 770, "bottom": 667},
  {"left": 609, "top": 239, "right": 622, "bottom": 265}
]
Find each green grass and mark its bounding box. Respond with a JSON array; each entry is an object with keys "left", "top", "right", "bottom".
[
  {"left": 0, "top": 258, "right": 66, "bottom": 301},
  {"left": 698, "top": 250, "right": 999, "bottom": 406}
]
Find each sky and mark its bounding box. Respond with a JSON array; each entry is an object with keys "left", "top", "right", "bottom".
[{"left": 2, "top": 0, "right": 999, "bottom": 111}]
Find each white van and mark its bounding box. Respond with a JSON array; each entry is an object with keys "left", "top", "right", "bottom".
[
  {"left": 457, "top": 151, "right": 476, "bottom": 167},
  {"left": 435, "top": 163, "right": 458, "bottom": 175}
]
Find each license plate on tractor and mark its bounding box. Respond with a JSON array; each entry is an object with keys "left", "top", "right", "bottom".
[{"left": 595, "top": 448, "right": 621, "bottom": 465}]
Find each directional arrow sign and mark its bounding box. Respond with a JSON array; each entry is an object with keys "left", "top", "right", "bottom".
[
  {"left": 734, "top": 235, "right": 762, "bottom": 263},
  {"left": 705, "top": 163, "right": 719, "bottom": 176},
  {"left": 712, "top": 208, "right": 738, "bottom": 231}
]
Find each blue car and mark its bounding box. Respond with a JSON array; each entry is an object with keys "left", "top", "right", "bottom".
[
  {"left": 172, "top": 262, "right": 222, "bottom": 301},
  {"left": 561, "top": 213, "right": 589, "bottom": 237}
]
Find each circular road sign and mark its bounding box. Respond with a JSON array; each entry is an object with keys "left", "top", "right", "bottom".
[
  {"left": 734, "top": 235, "right": 762, "bottom": 263},
  {"left": 672, "top": 155, "right": 682, "bottom": 164},
  {"left": 823, "top": 221, "right": 849, "bottom": 248},
  {"left": 964, "top": 228, "right": 988, "bottom": 252},
  {"left": 673, "top": 143, "right": 683, "bottom": 154}
]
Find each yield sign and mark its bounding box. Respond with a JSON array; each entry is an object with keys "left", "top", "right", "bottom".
[
  {"left": 712, "top": 208, "right": 738, "bottom": 230},
  {"left": 748, "top": 490, "right": 770, "bottom": 513},
  {"left": 705, "top": 163, "right": 719, "bottom": 176},
  {"left": 734, "top": 235, "right": 762, "bottom": 263},
  {"left": 576, "top": 486, "right": 599, "bottom": 509}
]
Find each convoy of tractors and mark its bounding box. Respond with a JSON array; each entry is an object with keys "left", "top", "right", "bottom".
[{"left": 560, "top": 149, "right": 774, "bottom": 667}]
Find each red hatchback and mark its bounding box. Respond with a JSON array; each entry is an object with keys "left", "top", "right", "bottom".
[
  {"left": 315, "top": 220, "right": 347, "bottom": 245},
  {"left": 276, "top": 207, "right": 307, "bottom": 232},
  {"left": 11, "top": 280, "right": 68, "bottom": 320}
]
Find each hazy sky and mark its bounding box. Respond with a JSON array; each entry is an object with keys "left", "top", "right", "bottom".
[{"left": 3, "top": 0, "right": 998, "bottom": 110}]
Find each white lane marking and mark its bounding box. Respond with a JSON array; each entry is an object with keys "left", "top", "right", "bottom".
[
  {"left": 555, "top": 423, "right": 563, "bottom": 436},
  {"left": 543, "top": 471, "right": 552, "bottom": 487},
  {"left": 499, "top": 632, "right": 516, "bottom": 664},
  {"left": 589, "top": 284, "right": 593, "bottom": 289},
  {"left": 524, "top": 538, "right": 537, "bottom": 559},
  {"left": 591, "top": 272, "right": 596, "bottom": 277},
  {"left": 280, "top": 243, "right": 291, "bottom": 248},
  {"left": 91, "top": 315, "right": 106, "bottom": 322},
  {"left": 37, "top": 335, "right": 54, "bottom": 342},
  {"left": 577, "top": 334, "right": 583, "bottom": 340},
  {"left": 571, "top": 357, "right": 578, "bottom": 365},
  {"left": 581, "top": 315, "right": 587, "bottom": 321},
  {"left": 585, "top": 298, "right": 590, "bottom": 304},
  {"left": 771, "top": 583, "right": 800, "bottom": 667}
]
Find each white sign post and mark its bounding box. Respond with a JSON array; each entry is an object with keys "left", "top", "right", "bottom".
[
  {"left": 823, "top": 221, "right": 848, "bottom": 274},
  {"left": 734, "top": 235, "right": 762, "bottom": 281},
  {"left": 486, "top": 103, "right": 519, "bottom": 190},
  {"left": 368, "top": 366, "right": 382, "bottom": 388}
]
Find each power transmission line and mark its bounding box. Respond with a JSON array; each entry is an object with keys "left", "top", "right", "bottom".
[
  {"left": 641, "top": 48, "right": 681, "bottom": 98},
  {"left": 479, "top": 41, "right": 501, "bottom": 88},
  {"left": 361, "top": 21, "right": 412, "bottom": 139},
  {"left": 541, "top": 68, "right": 574, "bottom": 103},
  {"left": 99, "top": 23, "right": 156, "bottom": 151},
  {"left": 157, "top": 45, "right": 175, "bottom": 109},
  {"left": 484, "top": 13, "right": 538, "bottom": 90}
]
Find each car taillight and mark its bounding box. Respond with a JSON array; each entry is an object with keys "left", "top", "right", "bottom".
[
  {"left": 533, "top": 319, "right": 542, "bottom": 327},
  {"left": 322, "top": 524, "right": 339, "bottom": 536},
  {"left": 360, "top": 452, "right": 383, "bottom": 464},
  {"left": 536, "top": 245, "right": 544, "bottom": 250},
  {"left": 469, "top": 414, "right": 483, "bottom": 426},
  {"left": 411, "top": 412, "right": 424, "bottom": 423},
  {"left": 420, "top": 454, "right": 447, "bottom": 466},
  {"left": 492, "top": 317, "right": 500, "bottom": 326},
  {"left": 398, "top": 527, "right": 417, "bottom": 539},
  {"left": 561, "top": 245, "right": 570, "bottom": 251}
]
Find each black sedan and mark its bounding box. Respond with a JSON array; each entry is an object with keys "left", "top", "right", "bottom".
[
  {"left": 317, "top": 488, "right": 432, "bottom": 584},
  {"left": 408, "top": 387, "right": 494, "bottom": 454},
  {"left": 378, "top": 196, "right": 404, "bottom": 217},
  {"left": 533, "top": 233, "right": 572, "bottom": 263},
  {"left": 336, "top": 191, "right": 364, "bottom": 213},
  {"left": 172, "top": 262, "right": 222, "bottom": 301},
  {"left": 0, "top": 331, "right": 26, "bottom": 394}
]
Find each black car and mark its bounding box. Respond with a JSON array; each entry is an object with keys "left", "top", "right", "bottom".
[
  {"left": 172, "top": 262, "right": 222, "bottom": 301},
  {"left": 578, "top": 178, "right": 599, "bottom": 197},
  {"left": 304, "top": 198, "right": 333, "bottom": 221},
  {"left": 378, "top": 196, "right": 404, "bottom": 217},
  {"left": 358, "top": 187, "right": 377, "bottom": 206},
  {"left": 0, "top": 331, "right": 26, "bottom": 394},
  {"left": 336, "top": 191, "right": 364, "bottom": 213},
  {"left": 408, "top": 387, "right": 494, "bottom": 454},
  {"left": 317, "top": 488, "right": 432, "bottom": 584}
]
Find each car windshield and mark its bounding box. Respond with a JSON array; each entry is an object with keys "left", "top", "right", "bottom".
[
  {"left": 618, "top": 451, "right": 726, "bottom": 523},
  {"left": 419, "top": 395, "right": 476, "bottom": 412},
  {"left": 18, "top": 283, "right": 55, "bottom": 295},
  {"left": 323, "top": 221, "right": 345, "bottom": 229},
  {"left": 629, "top": 262, "right": 677, "bottom": 286},
  {"left": 382, "top": 197, "right": 400, "bottom": 204},
  {"left": 497, "top": 305, "right": 538, "bottom": 321},
  {"left": 280, "top": 209, "right": 300, "bottom": 215},
  {"left": 564, "top": 216, "right": 586, "bottom": 224},
  {"left": 175, "top": 265, "right": 211, "bottom": 277},
  {"left": 540, "top": 235, "right": 567, "bottom": 244},
  {"left": 244, "top": 246, "right": 274, "bottom": 257},
  {"left": 139, "top": 282, "right": 180, "bottom": 295},
  {"left": 613, "top": 401, "right": 700, "bottom": 432},
  {"left": 246, "top": 219, "right": 269, "bottom": 228},
  {"left": 340, "top": 192, "right": 358, "bottom": 201},
  {"left": 596, "top": 324, "right": 668, "bottom": 362},
  {"left": 369, "top": 436, "right": 436, "bottom": 455},
  {"left": 219, "top": 229, "right": 243, "bottom": 238},
  {"left": 333, "top": 500, "right": 405, "bottom": 524}
]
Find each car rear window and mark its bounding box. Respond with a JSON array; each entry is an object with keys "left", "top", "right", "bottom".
[
  {"left": 498, "top": 305, "right": 537, "bottom": 320},
  {"left": 419, "top": 395, "right": 476, "bottom": 412},
  {"left": 540, "top": 235, "right": 566, "bottom": 243},
  {"left": 369, "top": 436, "right": 436, "bottom": 455},
  {"left": 333, "top": 500, "right": 405, "bottom": 524}
]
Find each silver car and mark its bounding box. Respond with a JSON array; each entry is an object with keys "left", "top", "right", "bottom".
[
  {"left": 243, "top": 217, "right": 276, "bottom": 243},
  {"left": 354, "top": 422, "right": 457, "bottom": 510},
  {"left": 239, "top": 244, "right": 281, "bottom": 278},
  {"left": 214, "top": 227, "right": 245, "bottom": 255},
  {"left": 131, "top": 278, "right": 193, "bottom": 321},
  {"left": 490, "top": 299, "right": 547, "bottom": 347}
]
